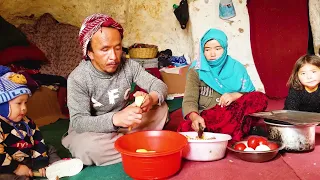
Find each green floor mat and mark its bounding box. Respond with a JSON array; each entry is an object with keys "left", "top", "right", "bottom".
[
  {"left": 167, "top": 98, "right": 183, "bottom": 112},
  {"left": 39, "top": 120, "right": 131, "bottom": 179},
  {"left": 64, "top": 163, "right": 131, "bottom": 180},
  {"left": 39, "top": 119, "right": 71, "bottom": 158}
]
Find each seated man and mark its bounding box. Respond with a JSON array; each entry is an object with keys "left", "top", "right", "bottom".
[{"left": 62, "top": 14, "right": 168, "bottom": 166}]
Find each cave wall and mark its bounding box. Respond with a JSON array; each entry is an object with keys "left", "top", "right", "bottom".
[{"left": 0, "top": 0, "right": 265, "bottom": 91}]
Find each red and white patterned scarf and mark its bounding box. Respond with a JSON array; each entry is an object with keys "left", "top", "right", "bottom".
[{"left": 79, "top": 14, "right": 124, "bottom": 58}]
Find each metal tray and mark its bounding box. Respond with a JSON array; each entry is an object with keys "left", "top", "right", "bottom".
[{"left": 249, "top": 110, "right": 320, "bottom": 126}]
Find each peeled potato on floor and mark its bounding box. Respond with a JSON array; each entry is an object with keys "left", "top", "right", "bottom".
[{"left": 135, "top": 96, "right": 145, "bottom": 107}]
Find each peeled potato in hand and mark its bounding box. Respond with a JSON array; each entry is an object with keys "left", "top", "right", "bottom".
[
  {"left": 129, "top": 95, "right": 145, "bottom": 131},
  {"left": 135, "top": 96, "right": 145, "bottom": 107}
]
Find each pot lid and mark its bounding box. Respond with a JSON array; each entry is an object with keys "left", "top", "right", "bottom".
[{"left": 249, "top": 110, "right": 320, "bottom": 126}]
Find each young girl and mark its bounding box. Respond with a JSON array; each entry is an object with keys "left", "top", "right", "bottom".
[
  {"left": 284, "top": 54, "right": 320, "bottom": 112},
  {"left": 178, "top": 28, "right": 268, "bottom": 141},
  {"left": 0, "top": 66, "right": 83, "bottom": 179}
]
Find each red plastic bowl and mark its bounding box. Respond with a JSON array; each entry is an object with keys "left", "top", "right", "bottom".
[{"left": 115, "top": 130, "right": 188, "bottom": 179}]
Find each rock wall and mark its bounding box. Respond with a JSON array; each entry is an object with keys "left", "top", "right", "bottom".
[
  {"left": 0, "top": 0, "right": 265, "bottom": 91},
  {"left": 309, "top": 0, "right": 320, "bottom": 56}
]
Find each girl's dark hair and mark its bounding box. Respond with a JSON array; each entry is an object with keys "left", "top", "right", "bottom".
[{"left": 287, "top": 54, "right": 320, "bottom": 90}]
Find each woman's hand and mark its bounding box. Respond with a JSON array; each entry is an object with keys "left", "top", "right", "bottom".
[
  {"left": 219, "top": 92, "right": 243, "bottom": 107},
  {"left": 189, "top": 112, "right": 206, "bottom": 132},
  {"left": 14, "top": 164, "right": 33, "bottom": 177},
  {"left": 133, "top": 91, "right": 154, "bottom": 113}
]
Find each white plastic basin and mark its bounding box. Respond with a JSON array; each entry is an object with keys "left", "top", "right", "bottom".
[{"left": 179, "top": 132, "right": 232, "bottom": 161}]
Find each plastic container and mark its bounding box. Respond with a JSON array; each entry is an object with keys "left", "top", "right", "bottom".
[
  {"left": 115, "top": 130, "right": 188, "bottom": 180},
  {"left": 179, "top": 132, "right": 232, "bottom": 161}
]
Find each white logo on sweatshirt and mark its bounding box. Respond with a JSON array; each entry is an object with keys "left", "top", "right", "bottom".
[
  {"left": 108, "top": 89, "right": 119, "bottom": 104},
  {"left": 124, "top": 88, "right": 131, "bottom": 100},
  {"left": 91, "top": 97, "right": 103, "bottom": 107}
]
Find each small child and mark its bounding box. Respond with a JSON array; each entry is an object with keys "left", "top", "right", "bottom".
[
  {"left": 284, "top": 54, "right": 320, "bottom": 112},
  {"left": 0, "top": 66, "right": 83, "bottom": 179}
]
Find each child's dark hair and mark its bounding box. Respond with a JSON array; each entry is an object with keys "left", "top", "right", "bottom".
[{"left": 287, "top": 54, "right": 320, "bottom": 90}]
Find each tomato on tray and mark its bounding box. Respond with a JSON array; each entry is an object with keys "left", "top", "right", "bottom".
[
  {"left": 257, "top": 137, "right": 268, "bottom": 146},
  {"left": 247, "top": 136, "right": 260, "bottom": 149},
  {"left": 231, "top": 136, "right": 279, "bottom": 152},
  {"left": 234, "top": 143, "right": 246, "bottom": 151},
  {"left": 267, "top": 142, "right": 279, "bottom": 150}
]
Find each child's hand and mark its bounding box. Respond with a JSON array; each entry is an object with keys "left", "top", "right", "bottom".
[
  {"left": 32, "top": 167, "right": 47, "bottom": 177},
  {"left": 14, "top": 164, "right": 33, "bottom": 177},
  {"left": 39, "top": 167, "right": 46, "bottom": 177}
]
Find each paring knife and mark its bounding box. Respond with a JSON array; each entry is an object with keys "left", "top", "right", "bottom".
[{"left": 198, "top": 123, "right": 204, "bottom": 138}]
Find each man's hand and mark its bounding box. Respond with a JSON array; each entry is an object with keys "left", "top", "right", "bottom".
[
  {"left": 189, "top": 112, "right": 206, "bottom": 132},
  {"left": 133, "top": 91, "right": 155, "bottom": 113},
  {"left": 113, "top": 105, "right": 143, "bottom": 128},
  {"left": 14, "top": 164, "right": 33, "bottom": 177}
]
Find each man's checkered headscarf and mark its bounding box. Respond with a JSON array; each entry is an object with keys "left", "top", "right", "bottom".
[{"left": 79, "top": 14, "right": 124, "bottom": 58}]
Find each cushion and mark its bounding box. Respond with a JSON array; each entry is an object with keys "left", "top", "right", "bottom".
[
  {"left": 19, "top": 13, "right": 82, "bottom": 78},
  {"left": 0, "top": 44, "right": 48, "bottom": 65},
  {"left": 0, "top": 16, "right": 29, "bottom": 51},
  {"left": 35, "top": 13, "right": 58, "bottom": 34},
  {"left": 11, "top": 60, "right": 42, "bottom": 70}
]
